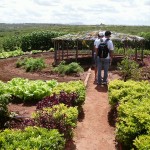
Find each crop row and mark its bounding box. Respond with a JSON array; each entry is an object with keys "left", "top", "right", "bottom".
[
  {"left": 108, "top": 80, "right": 150, "bottom": 149},
  {"left": 0, "top": 78, "right": 86, "bottom": 149}
]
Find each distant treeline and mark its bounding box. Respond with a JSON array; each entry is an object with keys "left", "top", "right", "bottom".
[{"left": 0, "top": 24, "right": 150, "bottom": 52}]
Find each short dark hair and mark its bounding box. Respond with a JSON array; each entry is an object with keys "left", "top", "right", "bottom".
[{"left": 105, "top": 31, "right": 111, "bottom": 36}]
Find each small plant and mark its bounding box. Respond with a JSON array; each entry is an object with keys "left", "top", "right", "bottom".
[
  {"left": 117, "top": 56, "right": 141, "bottom": 81},
  {"left": 16, "top": 57, "right": 46, "bottom": 72},
  {"left": 49, "top": 47, "right": 54, "bottom": 52},
  {"left": 0, "top": 94, "right": 11, "bottom": 128},
  {"left": 0, "top": 126, "right": 65, "bottom": 150},
  {"left": 36, "top": 91, "right": 78, "bottom": 110},
  {"left": 9, "top": 104, "right": 78, "bottom": 139},
  {"left": 16, "top": 57, "right": 28, "bottom": 68},
  {"left": 53, "top": 61, "right": 84, "bottom": 75}
]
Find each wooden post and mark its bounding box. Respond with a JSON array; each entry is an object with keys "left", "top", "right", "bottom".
[
  {"left": 141, "top": 41, "right": 144, "bottom": 62},
  {"left": 135, "top": 41, "right": 137, "bottom": 61},
  {"left": 76, "top": 40, "right": 78, "bottom": 62},
  {"left": 123, "top": 41, "right": 127, "bottom": 56},
  {"left": 58, "top": 41, "right": 60, "bottom": 62},
  {"left": 62, "top": 40, "right": 64, "bottom": 60},
  {"left": 67, "top": 41, "right": 68, "bottom": 59},
  {"left": 54, "top": 40, "right": 57, "bottom": 65}
]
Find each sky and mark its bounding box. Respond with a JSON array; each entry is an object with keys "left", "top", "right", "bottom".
[{"left": 0, "top": 0, "right": 150, "bottom": 26}]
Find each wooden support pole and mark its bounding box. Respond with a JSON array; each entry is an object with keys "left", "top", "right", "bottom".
[
  {"left": 76, "top": 40, "right": 78, "bottom": 62},
  {"left": 54, "top": 41, "right": 57, "bottom": 65},
  {"left": 67, "top": 41, "right": 68, "bottom": 59},
  {"left": 141, "top": 41, "right": 144, "bottom": 62},
  {"left": 62, "top": 40, "right": 64, "bottom": 60}
]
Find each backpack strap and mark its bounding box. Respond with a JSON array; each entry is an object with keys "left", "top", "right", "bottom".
[
  {"left": 105, "top": 38, "right": 110, "bottom": 43},
  {"left": 105, "top": 39, "right": 110, "bottom": 53},
  {"left": 100, "top": 38, "right": 103, "bottom": 42}
]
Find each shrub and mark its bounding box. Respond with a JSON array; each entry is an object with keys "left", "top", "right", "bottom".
[
  {"left": 117, "top": 56, "right": 141, "bottom": 81},
  {"left": 6, "top": 78, "right": 58, "bottom": 103},
  {"left": 3, "top": 36, "right": 21, "bottom": 51},
  {"left": 53, "top": 61, "right": 84, "bottom": 75},
  {"left": 0, "top": 126, "right": 65, "bottom": 150},
  {"left": 16, "top": 57, "right": 46, "bottom": 72},
  {"left": 133, "top": 135, "right": 150, "bottom": 149},
  {"left": 36, "top": 91, "right": 78, "bottom": 110},
  {"left": 0, "top": 94, "right": 11, "bottom": 128},
  {"left": 108, "top": 80, "right": 150, "bottom": 148},
  {"left": 21, "top": 31, "right": 65, "bottom": 51},
  {"left": 15, "top": 104, "right": 78, "bottom": 139},
  {"left": 52, "top": 81, "right": 86, "bottom": 108}
]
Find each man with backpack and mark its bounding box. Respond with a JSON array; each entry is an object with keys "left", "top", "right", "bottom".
[
  {"left": 93, "top": 32, "right": 104, "bottom": 82},
  {"left": 95, "top": 31, "right": 114, "bottom": 85}
]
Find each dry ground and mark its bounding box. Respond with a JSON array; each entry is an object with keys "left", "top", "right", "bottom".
[{"left": 0, "top": 52, "right": 150, "bottom": 150}]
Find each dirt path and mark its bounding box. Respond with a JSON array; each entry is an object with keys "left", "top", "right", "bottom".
[
  {"left": 3, "top": 54, "right": 149, "bottom": 149},
  {"left": 73, "top": 69, "right": 119, "bottom": 150}
]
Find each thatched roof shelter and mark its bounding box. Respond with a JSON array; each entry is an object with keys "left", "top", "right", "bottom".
[
  {"left": 53, "top": 31, "right": 145, "bottom": 65},
  {"left": 53, "top": 30, "right": 144, "bottom": 41}
]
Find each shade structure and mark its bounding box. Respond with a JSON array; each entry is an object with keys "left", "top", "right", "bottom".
[{"left": 52, "top": 31, "right": 145, "bottom": 65}]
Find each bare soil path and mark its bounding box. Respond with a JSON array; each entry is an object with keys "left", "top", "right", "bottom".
[{"left": 72, "top": 69, "right": 120, "bottom": 150}]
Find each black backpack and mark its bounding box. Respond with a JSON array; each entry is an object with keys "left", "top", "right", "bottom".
[{"left": 98, "top": 39, "right": 110, "bottom": 58}]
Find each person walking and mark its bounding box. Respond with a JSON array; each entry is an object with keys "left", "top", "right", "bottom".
[
  {"left": 93, "top": 32, "right": 104, "bottom": 82},
  {"left": 95, "top": 31, "right": 114, "bottom": 85}
]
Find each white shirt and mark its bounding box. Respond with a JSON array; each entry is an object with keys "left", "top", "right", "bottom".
[
  {"left": 94, "top": 38, "right": 100, "bottom": 54},
  {"left": 95, "top": 37, "right": 114, "bottom": 59},
  {"left": 94, "top": 38, "right": 100, "bottom": 47}
]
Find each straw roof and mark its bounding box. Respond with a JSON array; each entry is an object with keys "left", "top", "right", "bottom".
[{"left": 53, "top": 30, "right": 145, "bottom": 42}]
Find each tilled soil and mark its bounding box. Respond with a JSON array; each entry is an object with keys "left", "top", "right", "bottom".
[{"left": 1, "top": 53, "right": 150, "bottom": 150}]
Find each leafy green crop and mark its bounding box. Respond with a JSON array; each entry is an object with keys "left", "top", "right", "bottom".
[
  {"left": 53, "top": 61, "right": 84, "bottom": 75},
  {"left": 31, "top": 104, "right": 78, "bottom": 139},
  {"left": 108, "top": 80, "right": 150, "bottom": 148},
  {"left": 0, "top": 126, "right": 65, "bottom": 150},
  {"left": 52, "top": 80, "right": 86, "bottom": 108},
  {"left": 16, "top": 57, "right": 46, "bottom": 72},
  {"left": 6, "top": 78, "right": 58, "bottom": 103},
  {"left": 133, "top": 134, "right": 150, "bottom": 149},
  {"left": 117, "top": 56, "right": 141, "bottom": 81}
]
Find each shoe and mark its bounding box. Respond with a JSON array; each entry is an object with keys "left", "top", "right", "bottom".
[
  {"left": 97, "top": 82, "right": 102, "bottom": 85},
  {"left": 102, "top": 81, "right": 108, "bottom": 85},
  {"left": 93, "top": 78, "right": 97, "bottom": 84}
]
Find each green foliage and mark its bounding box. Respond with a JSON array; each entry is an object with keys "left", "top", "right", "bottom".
[
  {"left": 0, "top": 81, "right": 10, "bottom": 127},
  {"left": 16, "top": 57, "right": 46, "bottom": 72},
  {"left": 6, "top": 78, "right": 58, "bottom": 103},
  {"left": 52, "top": 80, "right": 86, "bottom": 107},
  {"left": 116, "top": 98, "right": 150, "bottom": 147},
  {"left": 0, "top": 78, "right": 85, "bottom": 106},
  {"left": 16, "top": 57, "right": 28, "bottom": 68},
  {"left": 133, "top": 135, "right": 150, "bottom": 149},
  {"left": 0, "top": 49, "right": 24, "bottom": 58},
  {"left": 138, "top": 32, "right": 150, "bottom": 40},
  {"left": 2, "top": 36, "right": 21, "bottom": 51},
  {"left": 0, "top": 81, "right": 7, "bottom": 95},
  {"left": 0, "top": 94, "right": 11, "bottom": 128},
  {"left": 0, "top": 126, "right": 65, "bottom": 150},
  {"left": 32, "top": 104, "right": 78, "bottom": 138},
  {"left": 108, "top": 80, "right": 150, "bottom": 148},
  {"left": 108, "top": 80, "right": 150, "bottom": 106},
  {"left": 1, "top": 24, "right": 150, "bottom": 55},
  {"left": 20, "top": 31, "right": 65, "bottom": 51},
  {"left": 117, "top": 56, "right": 141, "bottom": 81},
  {"left": 53, "top": 61, "right": 84, "bottom": 75},
  {"left": 138, "top": 32, "right": 150, "bottom": 50}
]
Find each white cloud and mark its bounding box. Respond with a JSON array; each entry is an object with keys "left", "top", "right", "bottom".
[{"left": 0, "top": 0, "right": 150, "bottom": 25}]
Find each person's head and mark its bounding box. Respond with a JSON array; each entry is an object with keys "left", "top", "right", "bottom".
[
  {"left": 98, "top": 32, "right": 104, "bottom": 38},
  {"left": 105, "top": 31, "right": 111, "bottom": 38}
]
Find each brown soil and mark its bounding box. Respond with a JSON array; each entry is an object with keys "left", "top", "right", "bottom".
[{"left": 1, "top": 53, "right": 150, "bottom": 150}]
